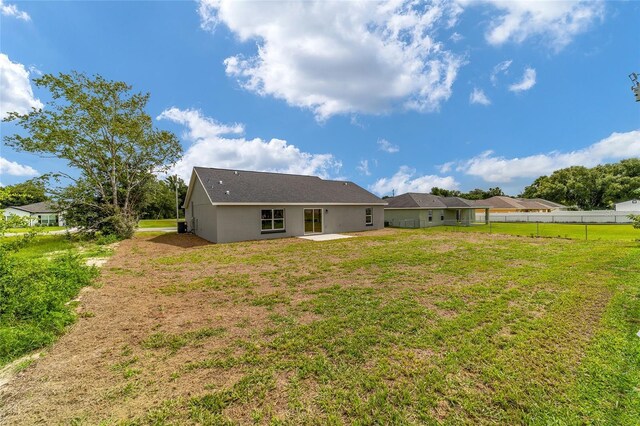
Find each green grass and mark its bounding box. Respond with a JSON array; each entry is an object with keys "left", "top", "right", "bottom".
[
  {"left": 0, "top": 234, "right": 103, "bottom": 365},
  {"left": 138, "top": 219, "right": 183, "bottom": 228},
  {"left": 5, "top": 226, "right": 66, "bottom": 233},
  {"left": 120, "top": 229, "right": 639, "bottom": 424},
  {"left": 449, "top": 222, "right": 639, "bottom": 241}
]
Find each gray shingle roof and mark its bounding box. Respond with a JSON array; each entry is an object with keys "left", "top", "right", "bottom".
[
  {"left": 8, "top": 201, "right": 58, "bottom": 213},
  {"left": 478, "top": 196, "right": 564, "bottom": 210},
  {"left": 192, "top": 167, "right": 385, "bottom": 204},
  {"left": 386, "top": 193, "right": 483, "bottom": 209}
]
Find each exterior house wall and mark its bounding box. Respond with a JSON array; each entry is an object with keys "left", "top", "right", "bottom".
[
  {"left": 3, "top": 207, "right": 35, "bottom": 225},
  {"left": 215, "top": 205, "right": 384, "bottom": 244},
  {"left": 385, "top": 208, "right": 475, "bottom": 228},
  {"left": 615, "top": 200, "right": 640, "bottom": 212},
  {"left": 2, "top": 208, "right": 64, "bottom": 226},
  {"left": 185, "top": 180, "right": 218, "bottom": 243}
]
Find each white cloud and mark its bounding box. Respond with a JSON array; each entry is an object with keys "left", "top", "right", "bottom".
[
  {"left": 456, "top": 130, "right": 640, "bottom": 183},
  {"left": 460, "top": 0, "right": 605, "bottom": 51},
  {"left": 370, "top": 166, "right": 458, "bottom": 196},
  {"left": 199, "top": 0, "right": 465, "bottom": 120},
  {"left": 469, "top": 88, "right": 491, "bottom": 105},
  {"left": 357, "top": 160, "right": 371, "bottom": 176},
  {"left": 438, "top": 161, "right": 455, "bottom": 173},
  {"left": 0, "top": 157, "right": 38, "bottom": 176},
  {"left": 0, "top": 54, "right": 43, "bottom": 118},
  {"left": 378, "top": 138, "right": 399, "bottom": 153},
  {"left": 157, "top": 107, "right": 341, "bottom": 181},
  {"left": 0, "top": 0, "right": 30, "bottom": 21},
  {"left": 509, "top": 67, "right": 536, "bottom": 92},
  {"left": 450, "top": 32, "right": 464, "bottom": 43},
  {"left": 490, "top": 59, "right": 512, "bottom": 85}
]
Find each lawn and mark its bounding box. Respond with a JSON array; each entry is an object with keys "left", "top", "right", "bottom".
[
  {"left": 5, "top": 226, "right": 66, "bottom": 233},
  {"left": 2, "top": 228, "right": 638, "bottom": 424},
  {"left": 138, "top": 219, "right": 183, "bottom": 228},
  {"left": 0, "top": 235, "right": 111, "bottom": 365},
  {"left": 449, "top": 222, "right": 639, "bottom": 241}
]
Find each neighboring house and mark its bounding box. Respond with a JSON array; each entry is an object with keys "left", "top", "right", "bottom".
[
  {"left": 615, "top": 199, "right": 640, "bottom": 212},
  {"left": 384, "top": 193, "right": 489, "bottom": 228},
  {"left": 2, "top": 201, "right": 65, "bottom": 226},
  {"left": 476, "top": 196, "right": 567, "bottom": 213},
  {"left": 184, "top": 167, "right": 386, "bottom": 243}
]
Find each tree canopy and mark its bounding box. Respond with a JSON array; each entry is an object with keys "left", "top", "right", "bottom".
[
  {"left": 0, "top": 179, "right": 48, "bottom": 209},
  {"left": 520, "top": 159, "right": 640, "bottom": 210},
  {"left": 430, "top": 186, "right": 505, "bottom": 200},
  {"left": 140, "top": 176, "right": 188, "bottom": 220},
  {"left": 3, "top": 72, "right": 182, "bottom": 238}
]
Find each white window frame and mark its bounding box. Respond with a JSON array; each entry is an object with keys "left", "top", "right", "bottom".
[
  {"left": 261, "top": 208, "right": 286, "bottom": 233},
  {"left": 428, "top": 210, "right": 433, "bottom": 222},
  {"left": 365, "top": 207, "right": 373, "bottom": 226}
]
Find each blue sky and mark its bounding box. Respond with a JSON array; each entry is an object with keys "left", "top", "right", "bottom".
[{"left": 1, "top": 0, "right": 639, "bottom": 196}]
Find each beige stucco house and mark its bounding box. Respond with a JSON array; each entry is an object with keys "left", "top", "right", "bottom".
[
  {"left": 184, "top": 167, "right": 386, "bottom": 243},
  {"left": 384, "top": 193, "right": 489, "bottom": 228}
]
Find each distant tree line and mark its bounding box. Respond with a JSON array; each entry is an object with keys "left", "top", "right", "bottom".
[
  {"left": 520, "top": 158, "right": 640, "bottom": 210},
  {"left": 430, "top": 186, "right": 505, "bottom": 200},
  {"left": 1, "top": 175, "right": 187, "bottom": 220},
  {"left": 0, "top": 179, "right": 48, "bottom": 209}
]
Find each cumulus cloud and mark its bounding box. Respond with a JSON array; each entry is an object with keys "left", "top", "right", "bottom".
[
  {"left": 369, "top": 166, "right": 458, "bottom": 196},
  {"left": 0, "top": 157, "right": 38, "bottom": 176},
  {"left": 378, "top": 138, "right": 399, "bottom": 153},
  {"left": 0, "top": 0, "right": 30, "bottom": 21},
  {"left": 356, "top": 160, "right": 371, "bottom": 176},
  {"left": 456, "top": 130, "right": 640, "bottom": 183},
  {"left": 0, "top": 54, "right": 43, "bottom": 118},
  {"left": 157, "top": 107, "right": 341, "bottom": 181},
  {"left": 509, "top": 67, "right": 536, "bottom": 92},
  {"left": 460, "top": 0, "right": 605, "bottom": 51},
  {"left": 469, "top": 88, "right": 491, "bottom": 105},
  {"left": 199, "top": 0, "right": 465, "bottom": 120}
]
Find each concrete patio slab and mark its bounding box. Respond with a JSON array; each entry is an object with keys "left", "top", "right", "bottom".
[{"left": 298, "top": 233, "right": 354, "bottom": 241}]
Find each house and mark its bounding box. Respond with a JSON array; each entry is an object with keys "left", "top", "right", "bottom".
[
  {"left": 184, "top": 167, "right": 386, "bottom": 243},
  {"left": 475, "top": 196, "right": 567, "bottom": 214},
  {"left": 2, "top": 201, "right": 65, "bottom": 226},
  {"left": 615, "top": 199, "right": 640, "bottom": 212},
  {"left": 384, "top": 193, "right": 489, "bottom": 228}
]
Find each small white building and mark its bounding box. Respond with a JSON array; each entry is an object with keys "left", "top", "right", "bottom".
[
  {"left": 615, "top": 199, "right": 640, "bottom": 212},
  {"left": 2, "top": 201, "right": 65, "bottom": 226}
]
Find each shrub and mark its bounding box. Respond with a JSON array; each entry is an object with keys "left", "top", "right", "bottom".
[{"left": 0, "top": 251, "right": 97, "bottom": 364}]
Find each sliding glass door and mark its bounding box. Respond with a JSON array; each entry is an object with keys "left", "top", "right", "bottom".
[{"left": 304, "top": 209, "right": 322, "bottom": 234}]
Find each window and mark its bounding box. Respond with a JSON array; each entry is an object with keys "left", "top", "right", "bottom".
[
  {"left": 261, "top": 209, "right": 285, "bottom": 233},
  {"left": 365, "top": 208, "right": 373, "bottom": 226},
  {"left": 440, "top": 214, "right": 444, "bottom": 221},
  {"left": 428, "top": 210, "right": 433, "bottom": 222}
]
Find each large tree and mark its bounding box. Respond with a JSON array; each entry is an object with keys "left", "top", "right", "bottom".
[
  {"left": 520, "top": 159, "right": 640, "bottom": 210},
  {"left": 140, "top": 176, "right": 188, "bottom": 220},
  {"left": 4, "top": 72, "right": 182, "bottom": 238}
]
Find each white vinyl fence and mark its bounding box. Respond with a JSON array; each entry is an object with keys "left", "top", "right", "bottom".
[{"left": 475, "top": 211, "right": 633, "bottom": 224}]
